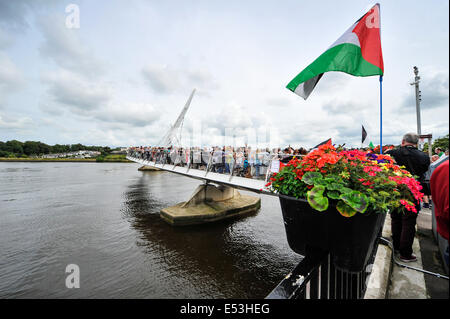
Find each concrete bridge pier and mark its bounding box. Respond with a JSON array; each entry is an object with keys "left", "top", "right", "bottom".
[
  {"left": 138, "top": 165, "right": 161, "bottom": 171},
  {"left": 160, "top": 183, "right": 261, "bottom": 226}
]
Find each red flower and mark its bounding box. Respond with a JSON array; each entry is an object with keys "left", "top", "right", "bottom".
[{"left": 399, "top": 199, "right": 417, "bottom": 213}]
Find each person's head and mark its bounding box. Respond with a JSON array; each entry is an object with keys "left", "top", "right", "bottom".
[
  {"left": 401, "top": 132, "right": 419, "bottom": 147},
  {"left": 431, "top": 155, "right": 440, "bottom": 162},
  {"left": 435, "top": 147, "right": 442, "bottom": 155}
]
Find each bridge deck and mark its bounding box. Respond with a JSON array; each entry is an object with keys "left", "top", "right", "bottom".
[{"left": 127, "top": 156, "right": 275, "bottom": 196}]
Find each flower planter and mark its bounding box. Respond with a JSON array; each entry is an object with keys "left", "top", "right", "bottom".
[{"left": 279, "top": 194, "right": 385, "bottom": 273}]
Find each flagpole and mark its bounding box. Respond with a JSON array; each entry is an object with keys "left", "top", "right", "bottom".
[{"left": 379, "top": 75, "right": 383, "bottom": 154}]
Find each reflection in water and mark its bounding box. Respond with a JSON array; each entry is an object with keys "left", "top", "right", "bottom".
[{"left": 122, "top": 173, "right": 300, "bottom": 298}]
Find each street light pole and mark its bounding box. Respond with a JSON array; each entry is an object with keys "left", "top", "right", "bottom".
[
  {"left": 410, "top": 66, "right": 424, "bottom": 150},
  {"left": 410, "top": 66, "right": 422, "bottom": 137}
]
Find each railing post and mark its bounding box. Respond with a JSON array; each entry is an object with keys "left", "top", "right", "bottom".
[
  {"left": 327, "top": 254, "right": 331, "bottom": 299},
  {"left": 205, "top": 152, "right": 213, "bottom": 177},
  {"left": 228, "top": 161, "right": 234, "bottom": 182}
]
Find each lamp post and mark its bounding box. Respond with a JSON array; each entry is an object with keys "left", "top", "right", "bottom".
[
  {"left": 410, "top": 66, "right": 423, "bottom": 149},
  {"left": 410, "top": 66, "right": 422, "bottom": 135}
]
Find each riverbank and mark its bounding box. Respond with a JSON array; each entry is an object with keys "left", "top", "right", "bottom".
[{"left": 0, "top": 157, "right": 132, "bottom": 163}]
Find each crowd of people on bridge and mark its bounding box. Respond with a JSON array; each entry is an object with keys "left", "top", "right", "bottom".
[
  {"left": 126, "top": 143, "right": 404, "bottom": 179},
  {"left": 127, "top": 145, "right": 310, "bottom": 179}
]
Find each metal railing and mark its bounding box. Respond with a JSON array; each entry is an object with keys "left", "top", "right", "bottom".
[
  {"left": 129, "top": 151, "right": 289, "bottom": 177},
  {"left": 127, "top": 150, "right": 298, "bottom": 183},
  {"left": 266, "top": 230, "right": 383, "bottom": 299}
]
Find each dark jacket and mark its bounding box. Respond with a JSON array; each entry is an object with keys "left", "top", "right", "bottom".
[{"left": 386, "top": 146, "right": 430, "bottom": 182}]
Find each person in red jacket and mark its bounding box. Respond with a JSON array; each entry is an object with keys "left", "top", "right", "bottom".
[
  {"left": 430, "top": 160, "right": 449, "bottom": 240},
  {"left": 430, "top": 160, "right": 449, "bottom": 267}
]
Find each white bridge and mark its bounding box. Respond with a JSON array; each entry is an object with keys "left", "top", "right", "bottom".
[{"left": 126, "top": 155, "right": 275, "bottom": 196}]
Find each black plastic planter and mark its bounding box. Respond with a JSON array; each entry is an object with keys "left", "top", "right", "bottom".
[{"left": 279, "top": 194, "right": 385, "bottom": 273}]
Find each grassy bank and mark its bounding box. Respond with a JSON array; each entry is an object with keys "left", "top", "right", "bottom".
[
  {"left": 0, "top": 155, "right": 132, "bottom": 163},
  {"left": 0, "top": 157, "right": 95, "bottom": 162}
]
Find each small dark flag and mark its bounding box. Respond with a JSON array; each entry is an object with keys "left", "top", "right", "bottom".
[
  {"left": 311, "top": 138, "right": 332, "bottom": 150},
  {"left": 362, "top": 125, "right": 367, "bottom": 144}
]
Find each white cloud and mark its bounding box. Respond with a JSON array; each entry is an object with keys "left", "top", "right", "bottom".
[
  {"left": 40, "top": 69, "right": 161, "bottom": 129},
  {"left": 0, "top": 0, "right": 31, "bottom": 31},
  {"left": 0, "top": 52, "right": 24, "bottom": 106},
  {"left": 142, "top": 64, "right": 179, "bottom": 94},
  {"left": 94, "top": 102, "right": 162, "bottom": 127},
  {"left": 142, "top": 64, "right": 218, "bottom": 95},
  {"left": 36, "top": 14, "right": 105, "bottom": 77},
  {"left": 0, "top": 112, "right": 34, "bottom": 131},
  {"left": 41, "top": 70, "right": 111, "bottom": 113},
  {"left": 0, "top": 28, "right": 13, "bottom": 49}
]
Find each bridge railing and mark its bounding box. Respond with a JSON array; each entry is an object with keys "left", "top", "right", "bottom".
[
  {"left": 266, "top": 229, "right": 383, "bottom": 299},
  {"left": 127, "top": 149, "right": 299, "bottom": 183}
]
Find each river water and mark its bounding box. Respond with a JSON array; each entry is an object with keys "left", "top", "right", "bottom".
[{"left": 0, "top": 162, "right": 299, "bottom": 298}]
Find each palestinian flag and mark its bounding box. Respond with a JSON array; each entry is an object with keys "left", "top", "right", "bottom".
[{"left": 287, "top": 4, "right": 384, "bottom": 99}]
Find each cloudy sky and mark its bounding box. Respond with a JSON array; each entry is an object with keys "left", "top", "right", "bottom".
[{"left": 0, "top": 0, "right": 448, "bottom": 149}]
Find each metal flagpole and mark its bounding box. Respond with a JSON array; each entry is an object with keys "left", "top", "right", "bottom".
[{"left": 379, "top": 75, "right": 383, "bottom": 154}]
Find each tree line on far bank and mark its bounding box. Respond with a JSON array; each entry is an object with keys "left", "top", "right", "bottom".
[{"left": 0, "top": 140, "right": 116, "bottom": 158}]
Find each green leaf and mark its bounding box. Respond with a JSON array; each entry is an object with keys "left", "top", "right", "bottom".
[
  {"left": 301, "top": 172, "right": 322, "bottom": 185},
  {"left": 336, "top": 201, "right": 357, "bottom": 217},
  {"left": 314, "top": 178, "right": 329, "bottom": 186},
  {"left": 307, "top": 185, "right": 329, "bottom": 212},
  {"left": 327, "top": 190, "right": 341, "bottom": 200},
  {"left": 327, "top": 174, "right": 342, "bottom": 182},
  {"left": 339, "top": 190, "right": 368, "bottom": 213},
  {"left": 340, "top": 187, "right": 353, "bottom": 194},
  {"left": 326, "top": 182, "right": 344, "bottom": 191},
  {"left": 378, "top": 191, "right": 390, "bottom": 197}
]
